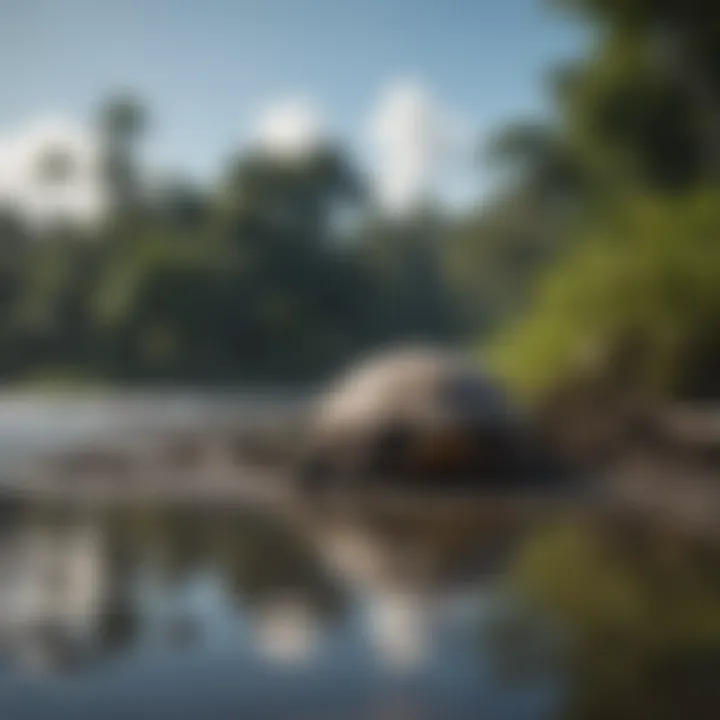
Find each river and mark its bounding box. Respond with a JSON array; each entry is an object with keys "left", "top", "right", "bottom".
[{"left": 0, "top": 394, "right": 716, "bottom": 720}]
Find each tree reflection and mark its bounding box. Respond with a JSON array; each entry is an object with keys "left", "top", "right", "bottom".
[{"left": 497, "top": 518, "right": 720, "bottom": 720}]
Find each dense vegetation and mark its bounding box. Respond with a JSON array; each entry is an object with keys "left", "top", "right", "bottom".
[
  {"left": 489, "top": 0, "right": 720, "bottom": 400},
  {"left": 1, "top": 0, "right": 719, "bottom": 399},
  {"left": 0, "top": 118, "right": 459, "bottom": 384}
]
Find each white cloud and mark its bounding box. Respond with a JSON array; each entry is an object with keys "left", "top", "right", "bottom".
[
  {"left": 254, "top": 597, "right": 321, "bottom": 664},
  {"left": 368, "top": 79, "right": 471, "bottom": 214},
  {"left": 251, "top": 98, "right": 325, "bottom": 159},
  {"left": 0, "top": 116, "right": 107, "bottom": 230},
  {"left": 366, "top": 592, "right": 431, "bottom": 671}
]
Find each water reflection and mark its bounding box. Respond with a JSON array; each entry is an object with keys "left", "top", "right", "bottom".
[
  {"left": 305, "top": 502, "right": 530, "bottom": 673},
  {"left": 0, "top": 499, "right": 558, "bottom": 719},
  {"left": 498, "top": 518, "right": 720, "bottom": 720},
  {"left": 0, "top": 497, "right": 716, "bottom": 719}
]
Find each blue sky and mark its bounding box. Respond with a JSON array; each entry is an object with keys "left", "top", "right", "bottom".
[{"left": 1, "top": 0, "right": 586, "bottom": 205}]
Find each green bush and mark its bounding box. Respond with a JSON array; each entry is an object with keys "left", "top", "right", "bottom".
[{"left": 490, "top": 192, "right": 720, "bottom": 398}]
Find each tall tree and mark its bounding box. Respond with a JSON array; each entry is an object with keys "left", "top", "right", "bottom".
[{"left": 98, "top": 93, "right": 147, "bottom": 214}]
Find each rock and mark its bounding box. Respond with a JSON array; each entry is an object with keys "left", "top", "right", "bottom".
[{"left": 298, "top": 347, "right": 549, "bottom": 492}]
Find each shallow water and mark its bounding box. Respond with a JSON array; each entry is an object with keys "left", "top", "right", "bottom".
[
  {"left": 0, "top": 502, "right": 567, "bottom": 720},
  {"left": 0, "top": 396, "right": 716, "bottom": 720}
]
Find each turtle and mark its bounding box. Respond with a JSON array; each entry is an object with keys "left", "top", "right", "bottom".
[{"left": 298, "top": 346, "right": 545, "bottom": 493}]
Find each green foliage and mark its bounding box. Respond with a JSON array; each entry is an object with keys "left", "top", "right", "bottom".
[
  {"left": 4, "top": 0, "right": 720, "bottom": 390},
  {"left": 0, "top": 126, "right": 452, "bottom": 384},
  {"left": 98, "top": 93, "right": 147, "bottom": 215},
  {"left": 491, "top": 192, "right": 720, "bottom": 397},
  {"left": 484, "top": 0, "right": 720, "bottom": 400},
  {"left": 445, "top": 191, "right": 574, "bottom": 337},
  {"left": 553, "top": 0, "right": 720, "bottom": 189},
  {"left": 357, "top": 209, "right": 458, "bottom": 342},
  {"left": 508, "top": 520, "right": 720, "bottom": 719}
]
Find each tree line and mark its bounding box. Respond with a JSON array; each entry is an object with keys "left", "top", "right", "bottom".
[
  {"left": 2, "top": 0, "right": 720, "bottom": 401},
  {"left": 0, "top": 99, "right": 467, "bottom": 384}
]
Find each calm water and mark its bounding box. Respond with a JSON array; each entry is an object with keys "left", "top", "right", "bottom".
[
  {"left": 0, "top": 502, "right": 563, "bottom": 720},
  {"left": 0, "top": 396, "right": 717, "bottom": 720}
]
